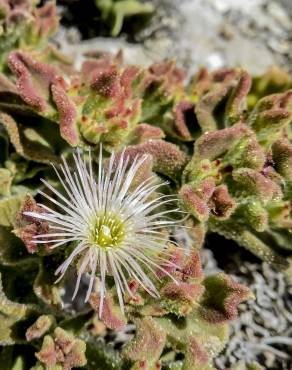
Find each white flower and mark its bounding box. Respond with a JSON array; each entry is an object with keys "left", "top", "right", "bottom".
[{"left": 24, "top": 149, "right": 182, "bottom": 315}]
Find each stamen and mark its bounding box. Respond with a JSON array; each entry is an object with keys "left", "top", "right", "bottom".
[{"left": 25, "top": 148, "right": 183, "bottom": 316}]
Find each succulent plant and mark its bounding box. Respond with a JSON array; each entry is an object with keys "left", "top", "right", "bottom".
[
  {"left": 117, "top": 250, "right": 252, "bottom": 370},
  {"left": 95, "top": 0, "right": 154, "bottom": 36},
  {"left": 0, "top": 219, "right": 252, "bottom": 369},
  {"left": 0, "top": 0, "right": 59, "bottom": 71},
  {"left": 60, "top": 0, "right": 154, "bottom": 37},
  {"left": 0, "top": 117, "right": 252, "bottom": 370},
  {"left": 0, "top": 6, "right": 291, "bottom": 368},
  {"left": 1, "top": 50, "right": 184, "bottom": 151},
  {"left": 180, "top": 68, "right": 292, "bottom": 274},
  {"left": 230, "top": 362, "right": 264, "bottom": 370}
]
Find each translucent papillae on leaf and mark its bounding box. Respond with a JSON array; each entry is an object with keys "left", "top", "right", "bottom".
[
  {"left": 14, "top": 193, "right": 51, "bottom": 254},
  {"left": 4, "top": 52, "right": 291, "bottom": 272},
  {"left": 3, "top": 147, "right": 251, "bottom": 368},
  {"left": 3, "top": 51, "right": 185, "bottom": 149},
  {"left": 0, "top": 42, "right": 291, "bottom": 369},
  {"left": 86, "top": 248, "right": 252, "bottom": 370},
  {"left": 0, "top": 1, "right": 59, "bottom": 70},
  {"left": 35, "top": 327, "right": 87, "bottom": 370},
  {"left": 177, "top": 66, "right": 292, "bottom": 273},
  {"left": 248, "top": 65, "right": 292, "bottom": 108},
  {"left": 26, "top": 314, "right": 55, "bottom": 341}
]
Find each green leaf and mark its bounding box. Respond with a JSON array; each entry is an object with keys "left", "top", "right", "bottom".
[
  {"left": 0, "top": 187, "right": 28, "bottom": 227},
  {"left": 0, "top": 273, "right": 33, "bottom": 345}
]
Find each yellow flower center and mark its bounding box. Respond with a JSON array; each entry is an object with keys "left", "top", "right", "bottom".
[{"left": 90, "top": 213, "right": 125, "bottom": 249}]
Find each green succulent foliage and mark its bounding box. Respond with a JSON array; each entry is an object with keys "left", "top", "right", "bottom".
[
  {"left": 230, "top": 361, "right": 264, "bottom": 370},
  {"left": 0, "top": 0, "right": 59, "bottom": 71},
  {"left": 179, "top": 68, "right": 292, "bottom": 274},
  {"left": 87, "top": 250, "right": 252, "bottom": 370},
  {"left": 0, "top": 272, "right": 34, "bottom": 345},
  {"left": 3, "top": 185, "right": 250, "bottom": 369},
  {"left": 95, "top": 0, "right": 154, "bottom": 36},
  {"left": 1, "top": 50, "right": 184, "bottom": 151},
  {"left": 0, "top": 7, "right": 290, "bottom": 368}
]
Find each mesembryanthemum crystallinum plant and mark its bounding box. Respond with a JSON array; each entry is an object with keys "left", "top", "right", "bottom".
[
  {"left": 2, "top": 51, "right": 291, "bottom": 277},
  {"left": 24, "top": 148, "right": 181, "bottom": 315},
  {"left": 0, "top": 145, "right": 253, "bottom": 370},
  {"left": 0, "top": 6, "right": 289, "bottom": 367}
]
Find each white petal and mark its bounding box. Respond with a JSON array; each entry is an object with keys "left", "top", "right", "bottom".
[{"left": 28, "top": 147, "right": 183, "bottom": 317}]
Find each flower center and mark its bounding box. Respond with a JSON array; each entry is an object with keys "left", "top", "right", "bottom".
[{"left": 91, "top": 213, "right": 125, "bottom": 249}]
